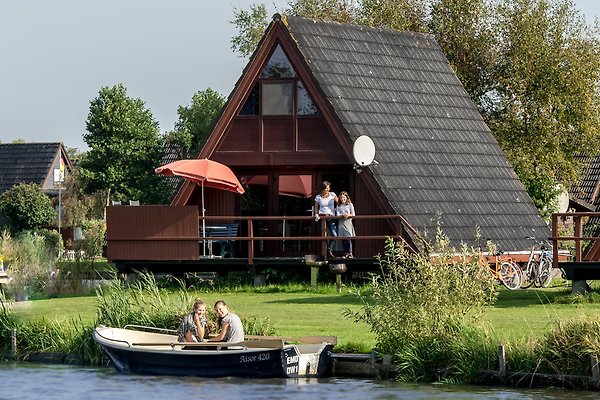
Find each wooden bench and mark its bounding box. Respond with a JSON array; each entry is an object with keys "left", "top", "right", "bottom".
[{"left": 202, "top": 223, "right": 239, "bottom": 257}]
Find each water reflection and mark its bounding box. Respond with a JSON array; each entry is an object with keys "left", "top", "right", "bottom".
[{"left": 0, "top": 362, "right": 596, "bottom": 400}]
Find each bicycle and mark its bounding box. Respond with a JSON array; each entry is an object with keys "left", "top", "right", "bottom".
[
  {"left": 482, "top": 251, "right": 522, "bottom": 290},
  {"left": 521, "top": 237, "right": 553, "bottom": 289}
]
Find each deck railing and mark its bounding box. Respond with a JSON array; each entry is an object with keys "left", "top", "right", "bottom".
[
  {"left": 199, "top": 214, "right": 428, "bottom": 265},
  {"left": 551, "top": 212, "right": 600, "bottom": 268}
]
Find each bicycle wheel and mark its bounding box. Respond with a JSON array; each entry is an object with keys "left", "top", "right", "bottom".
[
  {"left": 537, "top": 258, "right": 553, "bottom": 288},
  {"left": 521, "top": 261, "right": 538, "bottom": 289},
  {"left": 499, "top": 261, "right": 522, "bottom": 290}
]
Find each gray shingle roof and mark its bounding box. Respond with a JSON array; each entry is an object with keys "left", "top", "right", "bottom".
[
  {"left": 571, "top": 155, "right": 600, "bottom": 238},
  {"left": 284, "top": 16, "right": 550, "bottom": 251},
  {"left": 0, "top": 142, "right": 65, "bottom": 195}
]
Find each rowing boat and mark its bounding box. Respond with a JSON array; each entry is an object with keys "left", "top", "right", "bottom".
[{"left": 93, "top": 325, "right": 336, "bottom": 378}]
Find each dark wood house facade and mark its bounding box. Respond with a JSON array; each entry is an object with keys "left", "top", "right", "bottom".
[{"left": 107, "top": 15, "right": 550, "bottom": 270}]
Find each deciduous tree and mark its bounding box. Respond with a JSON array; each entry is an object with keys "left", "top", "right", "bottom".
[
  {"left": 165, "top": 88, "right": 226, "bottom": 158},
  {"left": 80, "top": 84, "right": 170, "bottom": 204},
  {"left": 488, "top": 0, "right": 600, "bottom": 215},
  {"left": 0, "top": 183, "right": 55, "bottom": 233}
]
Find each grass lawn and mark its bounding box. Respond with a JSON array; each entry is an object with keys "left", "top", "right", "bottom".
[{"left": 9, "top": 281, "right": 600, "bottom": 349}]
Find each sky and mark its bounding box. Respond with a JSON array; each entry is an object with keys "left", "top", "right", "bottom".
[{"left": 0, "top": 0, "right": 598, "bottom": 152}]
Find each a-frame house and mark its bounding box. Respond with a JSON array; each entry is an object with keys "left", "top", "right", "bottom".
[{"left": 169, "top": 14, "right": 549, "bottom": 259}]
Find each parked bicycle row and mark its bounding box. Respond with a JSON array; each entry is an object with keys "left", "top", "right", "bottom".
[{"left": 482, "top": 237, "right": 554, "bottom": 290}]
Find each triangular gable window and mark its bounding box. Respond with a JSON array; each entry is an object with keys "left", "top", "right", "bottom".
[
  {"left": 261, "top": 44, "right": 296, "bottom": 78},
  {"left": 238, "top": 43, "right": 318, "bottom": 116},
  {"left": 297, "top": 81, "right": 317, "bottom": 115}
]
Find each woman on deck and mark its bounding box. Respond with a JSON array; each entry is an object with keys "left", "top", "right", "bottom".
[
  {"left": 314, "top": 181, "right": 339, "bottom": 258},
  {"left": 336, "top": 191, "right": 355, "bottom": 258},
  {"left": 207, "top": 300, "right": 245, "bottom": 343}
]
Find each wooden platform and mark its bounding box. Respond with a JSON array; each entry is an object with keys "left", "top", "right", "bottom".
[{"left": 113, "top": 256, "right": 380, "bottom": 274}]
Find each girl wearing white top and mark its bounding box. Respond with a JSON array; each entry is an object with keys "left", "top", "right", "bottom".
[
  {"left": 313, "top": 181, "right": 338, "bottom": 257},
  {"left": 336, "top": 191, "right": 355, "bottom": 258}
]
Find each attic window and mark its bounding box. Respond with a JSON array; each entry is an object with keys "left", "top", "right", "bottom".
[
  {"left": 263, "top": 82, "right": 293, "bottom": 115},
  {"left": 261, "top": 45, "right": 296, "bottom": 78},
  {"left": 297, "top": 81, "right": 318, "bottom": 115},
  {"left": 240, "top": 83, "right": 259, "bottom": 115}
]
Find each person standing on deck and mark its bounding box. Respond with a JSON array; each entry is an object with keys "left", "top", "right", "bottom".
[
  {"left": 313, "top": 181, "right": 338, "bottom": 258},
  {"left": 336, "top": 191, "right": 355, "bottom": 258}
]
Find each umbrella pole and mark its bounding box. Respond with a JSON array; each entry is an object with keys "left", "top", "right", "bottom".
[{"left": 202, "top": 181, "right": 206, "bottom": 256}]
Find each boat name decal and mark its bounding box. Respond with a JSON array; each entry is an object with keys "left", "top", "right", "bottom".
[
  {"left": 286, "top": 355, "right": 299, "bottom": 364},
  {"left": 285, "top": 354, "right": 299, "bottom": 375},
  {"left": 239, "top": 353, "right": 270, "bottom": 363}
]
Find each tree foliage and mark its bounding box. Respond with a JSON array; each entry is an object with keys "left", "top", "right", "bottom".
[
  {"left": 231, "top": 0, "right": 600, "bottom": 214},
  {"left": 487, "top": 0, "right": 600, "bottom": 216},
  {"left": 165, "top": 88, "right": 226, "bottom": 158},
  {"left": 231, "top": 3, "right": 270, "bottom": 58},
  {"left": 429, "top": 0, "right": 496, "bottom": 110},
  {"left": 80, "top": 84, "right": 170, "bottom": 205},
  {"left": 0, "top": 183, "right": 55, "bottom": 233}
]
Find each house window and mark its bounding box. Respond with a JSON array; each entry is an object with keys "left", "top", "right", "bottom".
[
  {"left": 238, "top": 43, "right": 319, "bottom": 117},
  {"left": 261, "top": 45, "right": 296, "bottom": 78},
  {"left": 297, "top": 81, "right": 318, "bottom": 115},
  {"left": 263, "top": 82, "right": 293, "bottom": 115},
  {"left": 240, "top": 83, "right": 259, "bottom": 115}
]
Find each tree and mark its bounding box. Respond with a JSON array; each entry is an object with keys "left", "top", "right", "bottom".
[
  {"left": 359, "top": 0, "right": 427, "bottom": 32},
  {"left": 80, "top": 84, "right": 170, "bottom": 205},
  {"left": 288, "top": 0, "right": 357, "bottom": 23},
  {"left": 231, "top": 3, "right": 270, "bottom": 58},
  {"left": 429, "top": 0, "right": 496, "bottom": 111},
  {"left": 0, "top": 183, "right": 55, "bottom": 233},
  {"left": 165, "top": 88, "right": 226, "bottom": 158},
  {"left": 488, "top": 0, "right": 600, "bottom": 215}
]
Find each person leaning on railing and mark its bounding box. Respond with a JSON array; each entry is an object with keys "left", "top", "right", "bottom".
[
  {"left": 336, "top": 191, "right": 355, "bottom": 259},
  {"left": 313, "top": 180, "right": 339, "bottom": 258}
]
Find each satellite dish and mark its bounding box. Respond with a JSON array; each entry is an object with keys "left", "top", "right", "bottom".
[{"left": 353, "top": 135, "right": 376, "bottom": 167}]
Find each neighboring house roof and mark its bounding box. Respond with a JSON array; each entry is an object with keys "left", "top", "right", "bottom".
[
  {"left": 281, "top": 15, "right": 549, "bottom": 251},
  {"left": 0, "top": 142, "right": 72, "bottom": 196},
  {"left": 571, "top": 155, "right": 600, "bottom": 211},
  {"left": 570, "top": 155, "right": 600, "bottom": 243}
]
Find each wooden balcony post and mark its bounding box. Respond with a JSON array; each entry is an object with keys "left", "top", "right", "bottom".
[
  {"left": 248, "top": 220, "right": 254, "bottom": 265},
  {"left": 574, "top": 216, "right": 583, "bottom": 262}
]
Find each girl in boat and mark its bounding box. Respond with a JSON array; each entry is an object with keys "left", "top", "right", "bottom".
[
  {"left": 207, "top": 300, "right": 244, "bottom": 343},
  {"left": 177, "top": 298, "right": 207, "bottom": 342}
]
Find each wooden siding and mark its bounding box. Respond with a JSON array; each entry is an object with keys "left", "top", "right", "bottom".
[
  {"left": 352, "top": 172, "right": 398, "bottom": 257},
  {"left": 298, "top": 118, "right": 336, "bottom": 151},
  {"left": 263, "top": 117, "right": 294, "bottom": 151},
  {"left": 219, "top": 119, "right": 260, "bottom": 152},
  {"left": 106, "top": 205, "right": 199, "bottom": 261}
]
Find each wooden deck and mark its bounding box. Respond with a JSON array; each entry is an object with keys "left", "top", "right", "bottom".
[
  {"left": 551, "top": 212, "right": 600, "bottom": 294},
  {"left": 105, "top": 205, "right": 423, "bottom": 275}
]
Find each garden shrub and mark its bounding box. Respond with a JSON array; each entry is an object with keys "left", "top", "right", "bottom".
[{"left": 346, "top": 229, "right": 498, "bottom": 381}]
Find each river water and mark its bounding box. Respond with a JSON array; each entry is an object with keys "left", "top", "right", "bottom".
[{"left": 0, "top": 362, "right": 597, "bottom": 400}]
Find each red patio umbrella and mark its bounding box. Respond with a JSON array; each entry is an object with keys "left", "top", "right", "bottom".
[{"left": 155, "top": 159, "right": 245, "bottom": 255}]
